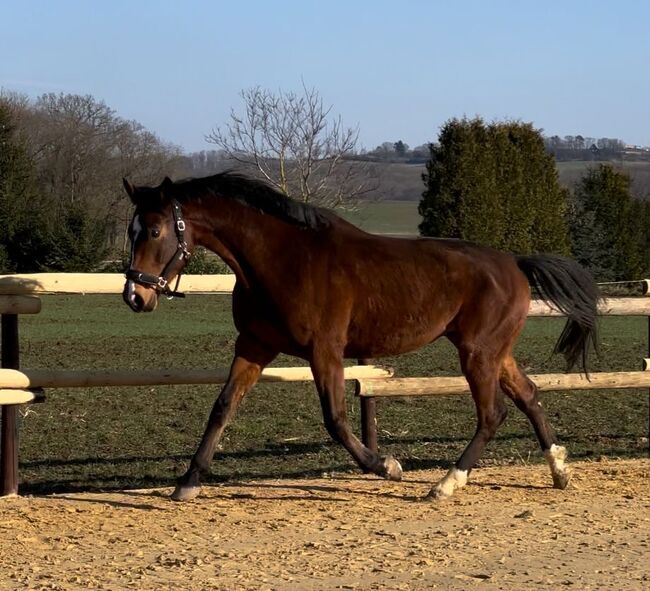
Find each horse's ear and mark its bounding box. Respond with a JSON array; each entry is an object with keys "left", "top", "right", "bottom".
[
  {"left": 123, "top": 178, "right": 136, "bottom": 203},
  {"left": 160, "top": 176, "right": 174, "bottom": 200}
]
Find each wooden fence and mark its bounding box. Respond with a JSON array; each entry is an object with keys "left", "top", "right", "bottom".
[{"left": 1, "top": 273, "right": 649, "bottom": 496}]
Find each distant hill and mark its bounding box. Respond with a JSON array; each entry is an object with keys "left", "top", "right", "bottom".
[
  {"left": 555, "top": 160, "right": 650, "bottom": 197},
  {"left": 363, "top": 161, "right": 425, "bottom": 201},
  {"left": 363, "top": 159, "right": 650, "bottom": 202}
]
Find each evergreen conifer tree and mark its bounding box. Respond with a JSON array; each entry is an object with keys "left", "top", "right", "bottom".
[
  {"left": 570, "top": 164, "right": 645, "bottom": 280},
  {"left": 419, "top": 118, "right": 569, "bottom": 255}
]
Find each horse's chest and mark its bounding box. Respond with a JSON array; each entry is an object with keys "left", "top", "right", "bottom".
[{"left": 231, "top": 288, "right": 311, "bottom": 355}]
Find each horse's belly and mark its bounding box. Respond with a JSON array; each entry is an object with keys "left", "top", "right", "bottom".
[{"left": 344, "top": 313, "right": 448, "bottom": 358}]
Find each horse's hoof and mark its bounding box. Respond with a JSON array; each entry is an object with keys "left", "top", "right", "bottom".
[
  {"left": 424, "top": 486, "right": 451, "bottom": 501},
  {"left": 552, "top": 470, "right": 571, "bottom": 490},
  {"left": 170, "top": 485, "right": 201, "bottom": 502},
  {"left": 382, "top": 456, "right": 403, "bottom": 481}
]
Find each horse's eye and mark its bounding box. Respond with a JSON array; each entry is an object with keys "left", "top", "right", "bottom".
[{"left": 151, "top": 228, "right": 161, "bottom": 239}]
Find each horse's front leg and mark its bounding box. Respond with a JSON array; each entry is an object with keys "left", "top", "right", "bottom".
[
  {"left": 311, "top": 350, "right": 402, "bottom": 481},
  {"left": 171, "top": 336, "right": 277, "bottom": 501}
]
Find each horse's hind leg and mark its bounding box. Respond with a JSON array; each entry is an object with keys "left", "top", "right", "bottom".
[
  {"left": 311, "top": 350, "right": 402, "bottom": 481},
  {"left": 429, "top": 346, "right": 507, "bottom": 499},
  {"left": 499, "top": 355, "right": 570, "bottom": 489}
]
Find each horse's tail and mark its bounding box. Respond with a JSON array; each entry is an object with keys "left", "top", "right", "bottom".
[{"left": 516, "top": 254, "right": 600, "bottom": 373}]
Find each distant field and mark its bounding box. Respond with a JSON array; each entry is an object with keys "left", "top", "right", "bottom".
[
  {"left": 15, "top": 294, "right": 649, "bottom": 494},
  {"left": 557, "top": 159, "right": 650, "bottom": 196},
  {"left": 364, "top": 159, "right": 650, "bottom": 206},
  {"left": 343, "top": 200, "right": 421, "bottom": 234}
]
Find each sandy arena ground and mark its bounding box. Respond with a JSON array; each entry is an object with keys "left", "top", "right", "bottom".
[{"left": 0, "top": 459, "right": 648, "bottom": 591}]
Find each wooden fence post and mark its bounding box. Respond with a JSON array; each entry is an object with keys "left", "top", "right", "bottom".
[
  {"left": 358, "top": 358, "right": 378, "bottom": 455},
  {"left": 1, "top": 314, "right": 19, "bottom": 496}
]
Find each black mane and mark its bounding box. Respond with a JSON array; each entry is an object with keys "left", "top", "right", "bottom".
[{"left": 173, "top": 172, "right": 334, "bottom": 230}]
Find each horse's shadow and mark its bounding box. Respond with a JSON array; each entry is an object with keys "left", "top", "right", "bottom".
[
  {"left": 40, "top": 469, "right": 552, "bottom": 511},
  {"left": 53, "top": 493, "right": 164, "bottom": 511},
  {"left": 20, "top": 436, "right": 624, "bottom": 497}
]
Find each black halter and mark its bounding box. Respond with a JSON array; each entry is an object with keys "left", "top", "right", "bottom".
[{"left": 126, "top": 200, "right": 191, "bottom": 299}]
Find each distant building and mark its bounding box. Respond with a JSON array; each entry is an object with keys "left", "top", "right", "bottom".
[{"left": 623, "top": 144, "right": 650, "bottom": 156}]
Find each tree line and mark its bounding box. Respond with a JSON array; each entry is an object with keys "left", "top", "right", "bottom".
[
  {"left": 361, "top": 133, "right": 644, "bottom": 164},
  {"left": 361, "top": 141, "right": 430, "bottom": 163},
  {"left": 543, "top": 135, "right": 633, "bottom": 162}
]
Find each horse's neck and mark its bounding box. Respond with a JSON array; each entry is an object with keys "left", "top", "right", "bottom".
[{"left": 192, "top": 200, "right": 304, "bottom": 287}]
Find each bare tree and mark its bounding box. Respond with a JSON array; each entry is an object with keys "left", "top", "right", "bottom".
[{"left": 206, "top": 85, "right": 376, "bottom": 209}]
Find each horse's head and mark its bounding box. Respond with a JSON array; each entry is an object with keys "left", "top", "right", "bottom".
[{"left": 122, "top": 176, "right": 193, "bottom": 312}]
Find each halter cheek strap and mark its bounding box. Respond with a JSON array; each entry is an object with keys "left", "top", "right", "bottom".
[{"left": 126, "top": 200, "right": 191, "bottom": 299}]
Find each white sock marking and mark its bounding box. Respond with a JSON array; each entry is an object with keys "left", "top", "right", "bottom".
[
  {"left": 433, "top": 467, "right": 468, "bottom": 498},
  {"left": 545, "top": 443, "right": 567, "bottom": 474}
]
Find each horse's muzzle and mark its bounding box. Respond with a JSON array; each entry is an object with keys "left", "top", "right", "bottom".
[{"left": 123, "top": 280, "right": 157, "bottom": 313}]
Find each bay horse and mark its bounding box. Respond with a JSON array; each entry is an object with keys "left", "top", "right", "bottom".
[{"left": 122, "top": 173, "right": 599, "bottom": 502}]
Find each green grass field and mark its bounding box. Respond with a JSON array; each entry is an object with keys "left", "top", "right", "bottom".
[
  {"left": 343, "top": 200, "right": 421, "bottom": 234},
  {"left": 13, "top": 294, "right": 648, "bottom": 494}
]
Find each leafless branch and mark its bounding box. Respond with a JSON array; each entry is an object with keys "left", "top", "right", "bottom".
[{"left": 206, "top": 85, "right": 376, "bottom": 208}]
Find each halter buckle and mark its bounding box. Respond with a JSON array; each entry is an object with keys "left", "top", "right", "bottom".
[
  {"left": 157, "top": 277, "right": 168, "bottom": 290},
  {"left": 176, "top": 220, "right": 186, "bottom": 232},
  {"left": 180, "top": 242, "right": 191, "bottom": 258}
]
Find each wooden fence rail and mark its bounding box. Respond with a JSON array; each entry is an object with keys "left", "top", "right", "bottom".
[
  {"left": 0, "top": 365, "right": 392, "bottom": 390},
  {"left": 1, "top": 273, "right": 649, "bottom": 496},
  {"left": 357, "top": 368, "right": 650, "bottom": 399},
  {"left": 0, "top": 273, "right": 236, "bottom": 295}
]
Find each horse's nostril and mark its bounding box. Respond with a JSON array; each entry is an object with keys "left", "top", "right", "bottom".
[
  {"left": 124, "top": 286, "right": 145, "bottom": 312},
  {"left": 131, "top": 292, "right": 144, "bottom": 312}
]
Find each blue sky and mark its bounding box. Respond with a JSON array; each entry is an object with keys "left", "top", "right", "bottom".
[{"left": 1, "top": 0, "right": 649, "bottom": 152}]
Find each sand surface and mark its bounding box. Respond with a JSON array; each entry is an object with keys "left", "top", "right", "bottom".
[{"left": 0, "top": 459, "right": 648, "bottom": 590}]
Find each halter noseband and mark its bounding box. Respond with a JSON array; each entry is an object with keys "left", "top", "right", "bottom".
[{"left": 126, "top": 200, "right": 191, "bottom": 299}]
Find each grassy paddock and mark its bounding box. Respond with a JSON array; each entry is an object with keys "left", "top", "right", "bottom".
[
  {"left": 11, "top": 294, "right": 649, "bottom": 494},
  {"left": 343, "top": 200, "right": 421, "bottom": 235}
]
